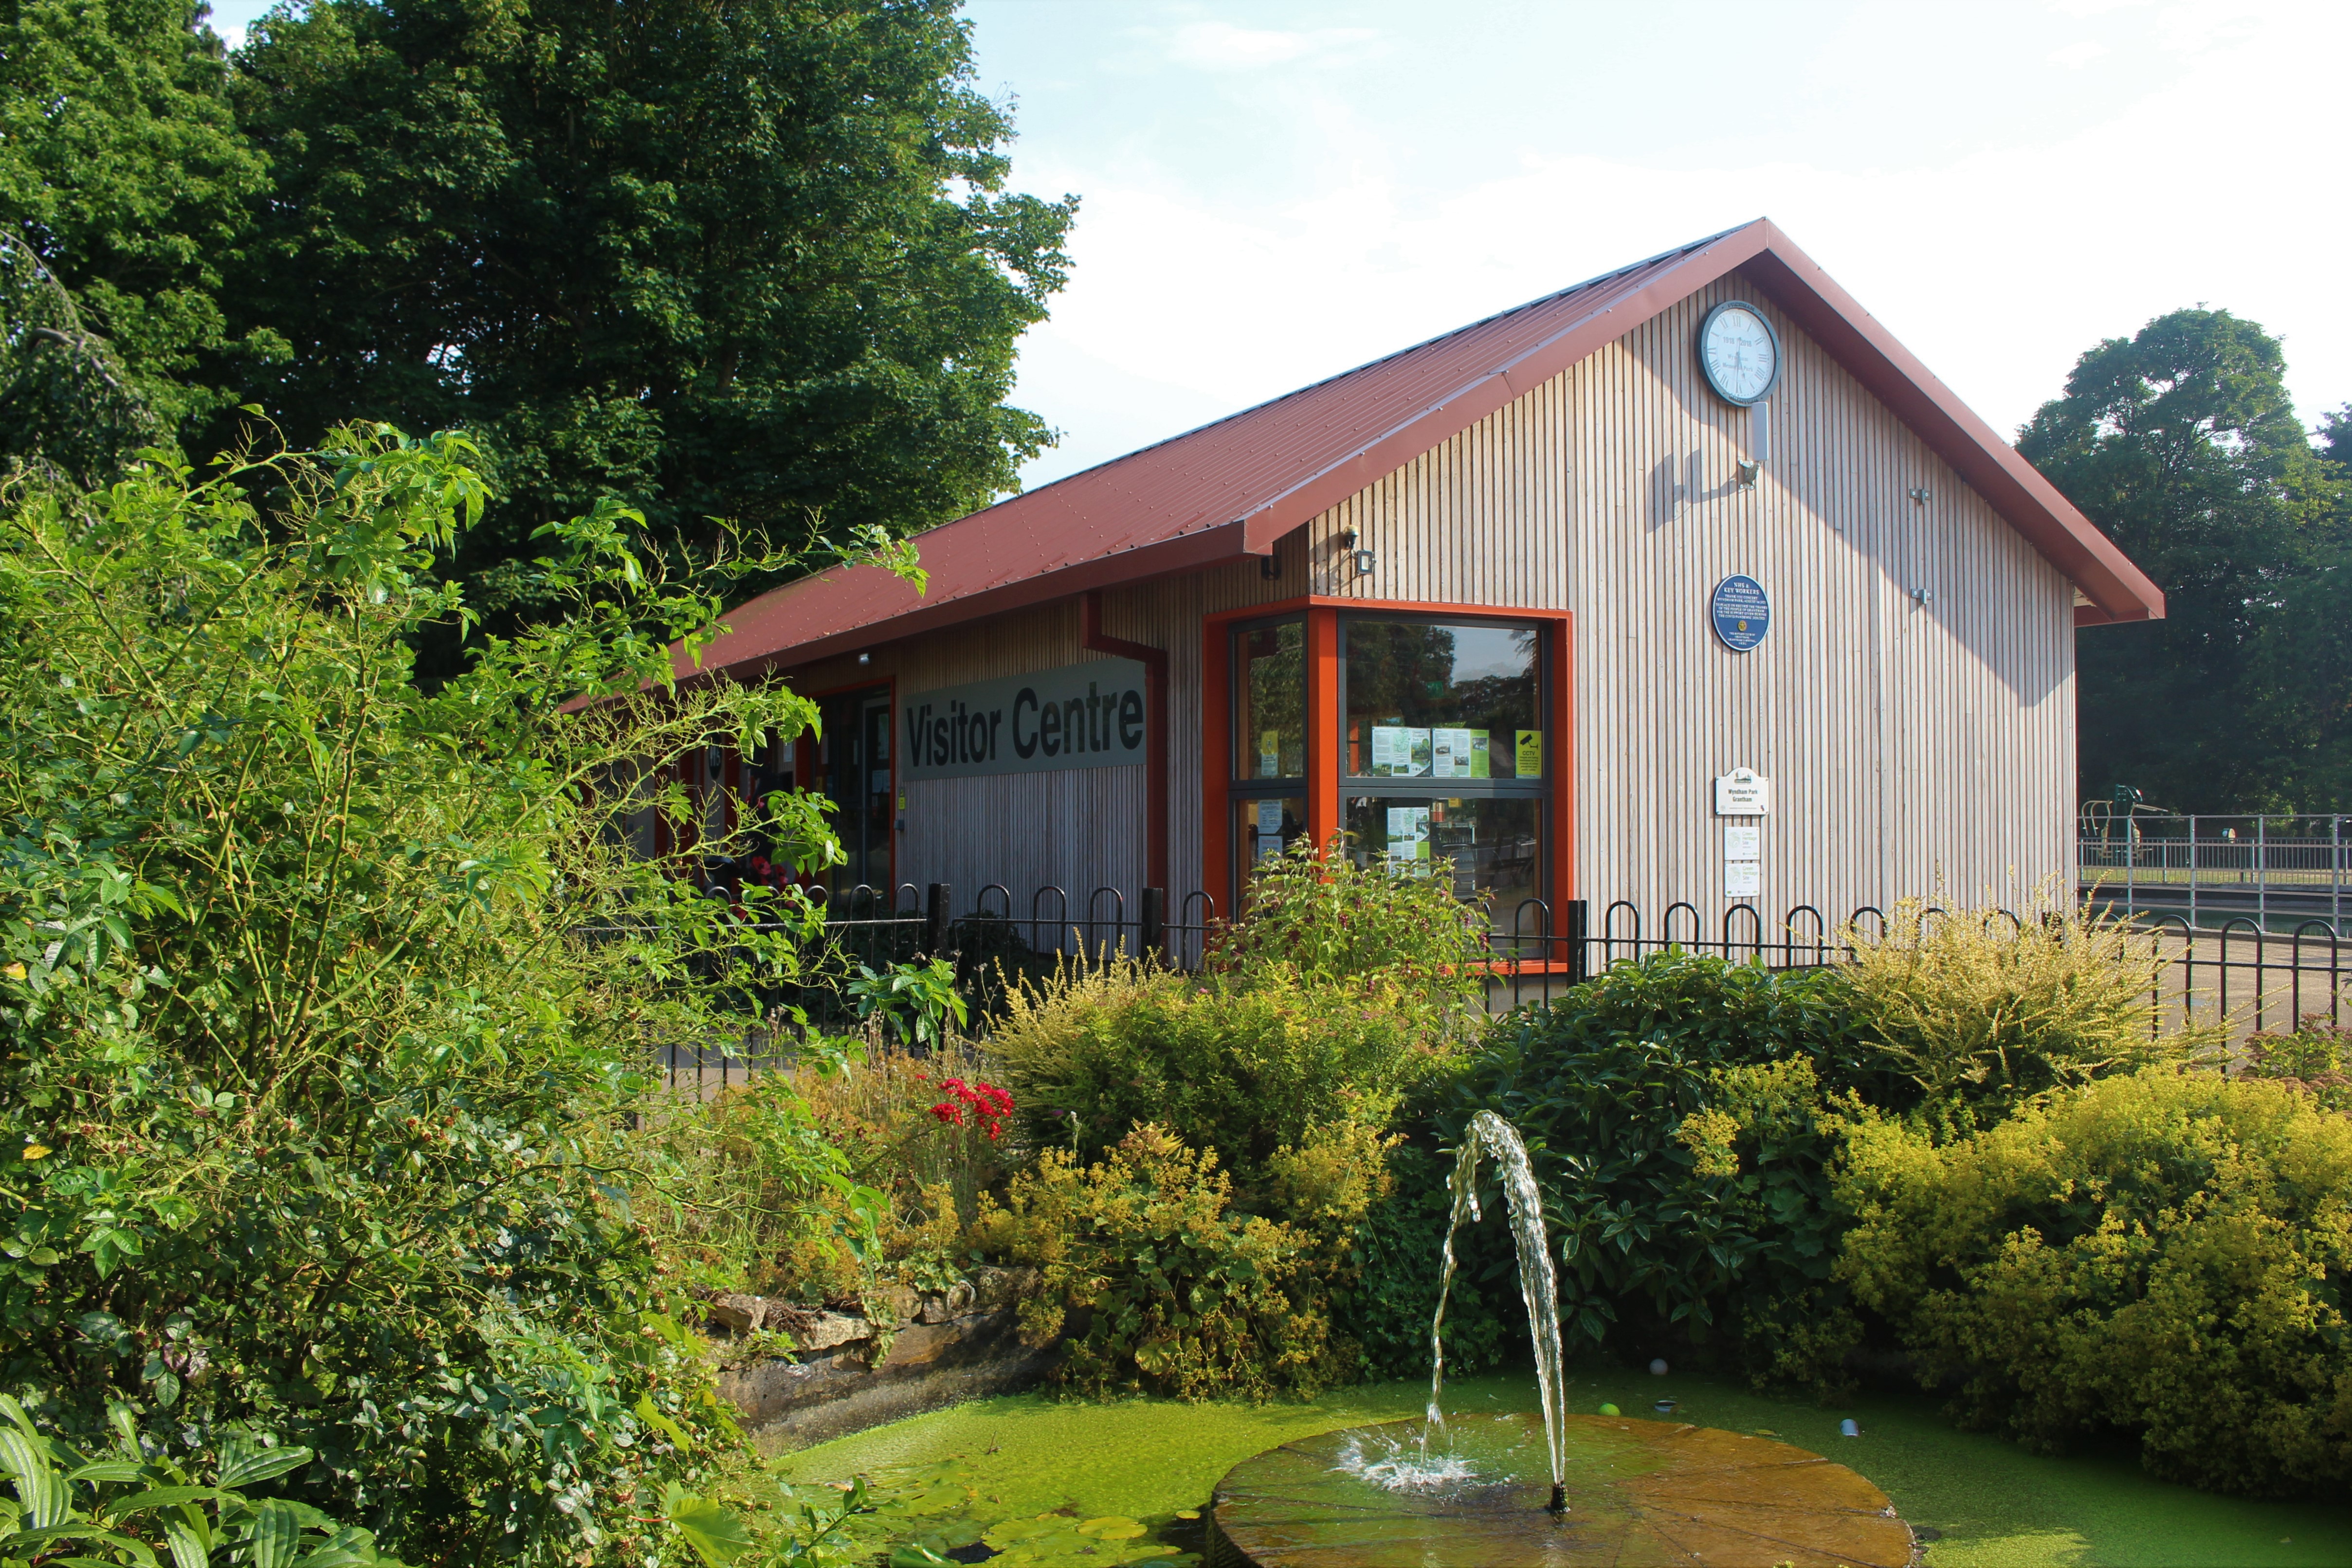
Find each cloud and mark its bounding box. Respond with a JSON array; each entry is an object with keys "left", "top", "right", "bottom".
[
  {"left": 1161, "top": 20, "right": 1378, "bottom": 72},
  {"left": 2047, "top": 38, "right": 2107, "bottom": 66}
]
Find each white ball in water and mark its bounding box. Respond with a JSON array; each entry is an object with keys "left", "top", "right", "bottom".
[{"left": 1648, "top": 1358, "right": 1669, "bottom": 1376}]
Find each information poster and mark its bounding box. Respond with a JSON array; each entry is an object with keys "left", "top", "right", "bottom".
[
  {"left": 1515, "top": 730, "right": 1543, "bottom": 776},
  {"left": 1256, "top": 799, "right": 1286, "bottom": 863},
  {"left": 1429, "top": 728, "right": 1492, "bottom": 778},
  {"left": 1386, "top": 805, "right": 1432, "bottom": 874},
  {"left": 1259, "top": 729, "right": 1280, "bottom": 777},
  {"left": 1371, "top": 725, "right": 1432, "bottom": 776}
]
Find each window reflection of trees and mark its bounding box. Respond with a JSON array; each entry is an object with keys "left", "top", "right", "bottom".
[{"left": 1344, "top": 621, "right": 1536, "bottom": 775}]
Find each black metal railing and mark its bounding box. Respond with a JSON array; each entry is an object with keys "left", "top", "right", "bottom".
[{"left": 635, "top": 884, "right": 2351, "bottom": 1094}]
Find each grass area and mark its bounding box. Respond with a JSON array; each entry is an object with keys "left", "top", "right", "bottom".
[{"left": 774, "top": 1363, "right": 2352, "bottom": 1568}]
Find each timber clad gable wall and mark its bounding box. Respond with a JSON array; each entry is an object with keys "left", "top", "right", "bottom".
[{"left": 794, "top": 267, "right": 2075, "bottom": 925}]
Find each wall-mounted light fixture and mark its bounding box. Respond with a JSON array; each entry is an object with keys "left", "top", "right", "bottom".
[
  {"left": 857, "top": 651, "right": 872, "bottom": 665},
  {"left": 1736, "top": 459, "right": 1761, "bottom": 488},
  {"left": 1260, "top": 551, "right": 1282, "bottom": 580}
]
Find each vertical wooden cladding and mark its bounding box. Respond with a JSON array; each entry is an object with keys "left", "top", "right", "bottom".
[
  {"left": 1290, "top": 267, "right": 2074, "bottom": 921},
  {"left": 769, "top": 265, "right": 2075, "bottom": 928}
]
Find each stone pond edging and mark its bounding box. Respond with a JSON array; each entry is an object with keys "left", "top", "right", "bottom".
[{"left": 707, "top": 1265, "right": 1059, "bottom": 1451}]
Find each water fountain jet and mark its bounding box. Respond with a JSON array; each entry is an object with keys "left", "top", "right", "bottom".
[{"left": 1204, "top": 1112, "right": 1918, "bottom": 1567}]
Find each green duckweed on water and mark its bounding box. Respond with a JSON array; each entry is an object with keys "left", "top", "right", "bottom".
[{"left": 772, "top": 1364, "right": 2352, "bottom": 1568}]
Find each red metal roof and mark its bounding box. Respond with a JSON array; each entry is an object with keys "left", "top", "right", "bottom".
[{"left": 688, "top": 219, "right": 2160, "bottom": 683}]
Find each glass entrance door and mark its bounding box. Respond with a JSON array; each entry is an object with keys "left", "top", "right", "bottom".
[{"left": 820, "top": 688, "right": 894, "bottom": 900}]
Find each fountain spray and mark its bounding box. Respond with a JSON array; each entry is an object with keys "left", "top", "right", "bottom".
[{"left": 1423, "top": 1110, "right": 1570, "bottom": 1513}]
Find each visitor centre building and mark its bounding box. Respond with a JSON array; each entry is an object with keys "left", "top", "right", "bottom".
[{"left": 647, "top": 219, "right": 2165, "bottom": 943}]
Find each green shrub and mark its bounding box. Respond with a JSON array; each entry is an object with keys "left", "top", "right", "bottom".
[
  {"left": 986, "top": 958, "right": 1430, "bottom": 1186},
  {"left": 967, "top": 1124, "right": 1367, "bottom": 1400},
  {"left": 1338, "top": 1141, "right": 1511, "bottom": 1383},
  {"left": 0, "top": 1393, "right": 401, "bottom": 1565},
  {"left": 2242, "top": 1015, "right": 2352, "bottom": 1113},
  {"left": 1211, "top": 837, "right": 1491, "bottom": 1045},
  {"left": 641, "top": 1036, "right": 1022, "bottom": 1311},
  {"left": 1836, "top": 1068, "right": 2352, "bottom": 1496},
  {"left": 1439, "top": 952, "right": 1870, "bottom": 1378},
  {"left": 0, "top": 434, "right": 865, "bottom": 1562},
  {"left": 1836, "top": 895, "right": 2222, "bottom": 1121}
]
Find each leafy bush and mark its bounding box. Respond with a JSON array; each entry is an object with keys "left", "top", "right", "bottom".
[
  {"left": 1836, "top": 1068, "right": 2352, "bottom": 1496},
  {"left": 643, "top": 1036, "right": 1021, "bottom": 1311},
  {"left": 968, "top": 1124, "right": 1367, "bottom": 1400},
  {"left": 0, "top": 434, "right": 863, "bottom": 1562},
  {"left": 1445, "top": 952, "right": 1865, "bottom": 1378},
  {"left": 1211, "top": 837, "right": 1490, "bottom": 1045},
  {"left": 2242, "top": 1015, "right": 2352, "bottom": 1112},
  {"left": 986, "top": 959, "right": 1429, "bottom": 1186},
  {"left": 1837, "top": 895, "right": 2221, "bottom": 1120},
  {"left": 846, "top": 957, "right": 968, "bottom": 1049},
  {"left": 1338, "top": 1142, "right": 1511, "bottom": 1383},
  {"left": 0, "top": 1394, "right": 401, "bottom": 1566}
]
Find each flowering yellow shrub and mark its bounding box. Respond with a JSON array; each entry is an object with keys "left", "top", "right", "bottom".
[
  {"left": 1837, "top": 893, "right": 2223, "bottom": 1117},
  {"left": 1836, "top": 1068, "right": 2352, "bottom": 1495},
  {"left": 968, "top": 1125, "right": 1362, "bottom": 1400},
  {"left": 987, "top": 958, "right": 1429, "bottom": 1184}
]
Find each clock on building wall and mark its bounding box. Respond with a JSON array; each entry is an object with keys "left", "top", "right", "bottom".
[{"left": 1697, "top": 300, "right": 1781, "bottom": 406}]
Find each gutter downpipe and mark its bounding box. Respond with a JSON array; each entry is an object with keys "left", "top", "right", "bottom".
[{"left": 1082, "top": 590, "right": 1169, "bottom": 899}]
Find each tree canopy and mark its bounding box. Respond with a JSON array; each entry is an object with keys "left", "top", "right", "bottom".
[
  {"left": 0, "top": 0, "right": 273, "bottom": 476},
  {"left": 0, "top": 0, "right": 1073, "bottom": 615},
  {"left": 2021, "top": 309, "right": 2352, "bottom": 812}
]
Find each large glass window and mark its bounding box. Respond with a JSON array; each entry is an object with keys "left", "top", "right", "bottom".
[
  {"left": 1237, "top": 795, "right": 1307, "bottom": 868},
  {"left": 1340, "top": 615, "right": 1548, "bottom": 938},
  {"left": 1237, "top": 619, "right": 1305, "bottom": 780},
  {"left": 1223, "top": 610, "right": 1552, "bottom": 938},
  {"left": 1343, "top": 795, "right": 1543, "bottom": 921},
  {"left": 1229, "top": 616, "right": 1307, "bottom": 893},
  {"left": 1344, "top": 620, "right": 1542, "bottom": 780}
]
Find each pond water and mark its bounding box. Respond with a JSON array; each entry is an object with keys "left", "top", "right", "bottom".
[{"left": 773, "top": 1365, "right": 2352, "bottom": 1568}]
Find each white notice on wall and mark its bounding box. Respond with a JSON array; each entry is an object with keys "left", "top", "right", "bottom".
[
  {"left": 1725, "top": 822, "right": 1761, "bottom": 899},
  {"left": 1714, "top": 766, "right": 1773, "bottom": 816}
]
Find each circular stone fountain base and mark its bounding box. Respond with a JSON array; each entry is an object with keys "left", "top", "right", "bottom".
[{"left": 1208, "top": 1413, "right": 1915, "bottom": 1568}]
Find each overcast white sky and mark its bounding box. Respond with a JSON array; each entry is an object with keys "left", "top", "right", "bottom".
[{"left": 206, "top": 0, "right": 2351, "bottom": 491}]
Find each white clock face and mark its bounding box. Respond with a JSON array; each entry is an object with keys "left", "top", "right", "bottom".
[{"left": 1701, "top": 304, "right": 1778, "bottom": 404}]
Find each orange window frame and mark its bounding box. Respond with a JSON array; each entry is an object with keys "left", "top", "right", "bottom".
[{"left": 1202, "top": 597, "right": 1574, "bottom": 919}]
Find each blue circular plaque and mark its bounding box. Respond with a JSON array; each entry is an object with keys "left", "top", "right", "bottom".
[{"left": 1711, "top": 575, "right": 1770, "bottom": 651}]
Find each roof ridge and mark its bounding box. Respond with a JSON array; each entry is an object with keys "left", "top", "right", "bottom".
[
  {"left": 944, "top": 221, "right": 1758, "bottom": 537},
  {"left": 683, "top": 217, "right": 2160, "bottom": 685}
]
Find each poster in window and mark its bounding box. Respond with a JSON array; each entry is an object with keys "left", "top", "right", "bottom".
[
  {"left": 1386, "top": 806, "right": 1432, "bottom": 875},
  {"left": 1515, "top": 730, "right": 1543, "bottom": 776},
  {"left": 1256, "top": 799, "right": 1286, "bottom": 863},
  {"left": 1426, "top": 727, "right": 1490, "bottom": 778},
  {"left": 1371, "top": 725, "right": 1432, "bottom": 776}
]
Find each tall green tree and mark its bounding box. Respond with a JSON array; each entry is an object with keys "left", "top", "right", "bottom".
[
  {"left": 217, "top": 0, "right": 1074, "bottom": 625},
  {"left": 2020, "top": 309, "right": 2347, "bottom": 812},
  {"left": 0, "top": 0, "right": 274, "bottom": 475}
]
